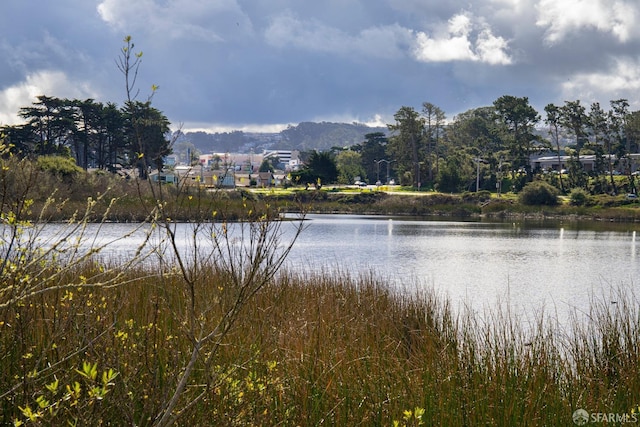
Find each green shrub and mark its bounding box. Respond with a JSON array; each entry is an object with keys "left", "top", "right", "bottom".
[
  {"left": 518, "top": 181, "right": 559, "bottom": 206},
  {"left": 569, "top": 188, "right": 590, "bottom": 206},
  {"left": 36, "top": 155, "right": 83, "bottom": 179},
  {"left": 435, "top": 159, "right": 465, "bottom": 193}
]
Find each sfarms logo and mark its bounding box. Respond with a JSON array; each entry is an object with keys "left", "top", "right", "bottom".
[{"left": 573, "top": 408, "right": 638, "bottom": 425}]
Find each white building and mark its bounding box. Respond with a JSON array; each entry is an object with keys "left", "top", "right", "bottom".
[
  {"left": 532, "top": 154, "right": 640, "bottom": 174},
  {"left": 262, "top": 150, "right": 300, "bottom": 171}
]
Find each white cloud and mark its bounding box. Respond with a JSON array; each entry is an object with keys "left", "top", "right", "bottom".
[
  {"left": 0, "top": 71, "right": 97, "bottom": 126},
  {"left": 490, "top": 0, "right": 525, "bottom": 7},
  {"left": 413, "top": 13, "right": 512, "bottom": 64},
  {"left": 97, "top": 0, "right": 155, "bottom": 31},
  {"left": 476, "top": 27, "right": 513, "bottom": 65},
  {"left": 362, "top": 114, "right": 390, "bottom": 128},
  {"left": 560, "top": 58, "right": 640, "bottom": 107},
  {"left": 536, "top": 0, "right": 638, "bottom": 43},
  {"left": 413, "top": 14, "right": 476, "bottom": 62}
]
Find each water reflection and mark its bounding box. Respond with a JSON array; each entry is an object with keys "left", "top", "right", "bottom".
[{"left": 289, "top": 214, "right": 639, "bottom": 322}]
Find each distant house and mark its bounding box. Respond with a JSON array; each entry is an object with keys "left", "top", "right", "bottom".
[
  {"left": 273, "top": 173, "right": 288, "bottom": 186},
  {"left": 199, "top": 153, "right": 262, "bottom": 173},
  {"left": 213, "top": 172, "right": 236, "bottom": 188},
  {"left": 257, "top": 172, "right": 274, "bottom": 187},
  {"left": 150, "top": 171, "right": 178, "bottom": 184},
  {"left": 173, "top": 165, "right": 204, "bottom": 186},
  {"left": 235, "top": 173, "right": 251, "bottom": 187}
]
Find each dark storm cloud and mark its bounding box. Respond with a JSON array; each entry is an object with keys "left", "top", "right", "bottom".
[{"left": 2, "top": 0, "right": 640, "bottom": 131}]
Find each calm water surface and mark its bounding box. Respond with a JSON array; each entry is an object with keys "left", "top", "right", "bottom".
[
  {"left": 287, "top": 214, "right": 639, "bottom": 319},
  {"left": 33, "top": 214, "right": 640, "bottom": 320}
]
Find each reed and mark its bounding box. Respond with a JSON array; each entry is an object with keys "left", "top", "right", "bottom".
[{"left": 3, "top": 259, "right": 639, "bottom": 426}]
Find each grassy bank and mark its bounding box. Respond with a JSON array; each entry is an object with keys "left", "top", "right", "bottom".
[
  {"left": 3, "top": 259, "right": 639, "bottom": 425},
  {"left": 6, "top": 153, "right": 640, "bottom": 222}
]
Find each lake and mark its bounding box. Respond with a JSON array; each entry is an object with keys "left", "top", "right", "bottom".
[
  {"left": 28, "top": 214, "right": 640, "bottom": 321},
  {"left": 287, "top": 214, "right": 640, "bottom": 320}
]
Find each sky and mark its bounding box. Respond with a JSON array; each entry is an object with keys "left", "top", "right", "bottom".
[{"left": 2, "top": 0, "right": 640, "bottom": 133}]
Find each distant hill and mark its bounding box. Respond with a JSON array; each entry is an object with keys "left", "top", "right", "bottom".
[
  {"left": 277, "top": 122, "right": 388, "bottom": 151},
  {"left": 179, "top": 122, "right": 388, "bottom": 154}
]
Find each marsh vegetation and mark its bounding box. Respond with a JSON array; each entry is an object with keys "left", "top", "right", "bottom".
[{"left": 1, "top": 150, "right": 639, "bottom": 426}]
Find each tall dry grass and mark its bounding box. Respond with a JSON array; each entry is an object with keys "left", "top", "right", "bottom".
[{"left": 3, "top": 260, "right": 639, "bottom": 426}]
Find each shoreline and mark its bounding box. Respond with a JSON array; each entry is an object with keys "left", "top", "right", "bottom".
[{"left": 277, "top": 189, "right": 640, "bottom": 224}]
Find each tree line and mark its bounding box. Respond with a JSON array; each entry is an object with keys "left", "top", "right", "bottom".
[
  {"left": 326, "top": 96, "right": 640, "bottom": 195},
  {"left": 1, "top": 95, "right": 171, "bottom": 179},
  {"left": 1, "top": 36, "right": 172, "bottom": 180}
]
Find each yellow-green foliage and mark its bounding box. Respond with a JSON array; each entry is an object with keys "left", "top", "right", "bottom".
[
  {"left": 36, "top": 155, "right": 83, "bottom": 179},
  {"left": 14, "top": 362, "right": 118, "bottom": 426}
]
